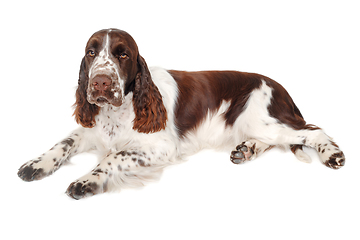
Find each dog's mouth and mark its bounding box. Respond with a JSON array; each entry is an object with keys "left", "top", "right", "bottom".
[
  {"left": 87, "top": 92, "right": 123, "bottom": 107},
  {"left": 96, "top": 97, "right": 109, "bottom": 105}
]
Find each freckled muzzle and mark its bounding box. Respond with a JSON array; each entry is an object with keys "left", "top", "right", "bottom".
[{"left": 87, "top": 74, "right": 123, "bottom": 107}]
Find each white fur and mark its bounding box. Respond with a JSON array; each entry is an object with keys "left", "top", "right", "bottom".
[{"left": 179, "top": 100, "right": 236, "bottom": 156}]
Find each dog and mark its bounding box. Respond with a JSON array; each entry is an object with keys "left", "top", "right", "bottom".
[{"left": 18, "top": 29, "right": 345, "bottom": 199}]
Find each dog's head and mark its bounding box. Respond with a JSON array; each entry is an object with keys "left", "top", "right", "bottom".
[{"left": 73, "top": 29, "right": 167, "bottom": 133}]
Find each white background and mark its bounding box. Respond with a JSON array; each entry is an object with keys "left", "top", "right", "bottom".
[{"left": 1, "top": 0, "right": 359, "bottom": 239}]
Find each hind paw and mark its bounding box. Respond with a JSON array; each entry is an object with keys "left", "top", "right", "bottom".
[
  {"left": 324, "top": 151, "right": 345, "bottom": 170},
  {"left": 230, "top": 142, "right": 255, "bottom": 164}
]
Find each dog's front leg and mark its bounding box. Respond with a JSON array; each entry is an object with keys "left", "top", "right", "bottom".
[
  {"left": 66, "top": 149, "right": 167, "bottom": 200},
  {"left": 18, "top": 127, "right": 88, "bottom": 181}
]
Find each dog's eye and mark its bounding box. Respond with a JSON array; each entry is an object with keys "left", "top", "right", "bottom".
[
  {"left": 119, "top": 53, "right": 128, "bottom": 59},
  {"left": 87, "top": 50, "right": 95, "bottom": 57}
]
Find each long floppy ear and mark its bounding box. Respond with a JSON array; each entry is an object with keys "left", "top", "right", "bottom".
[
  {"left": 73, "top": 57, "right": 100, "bottom": 128},
  {"left": 132, "top": 55, "right": 167, "bottom": 133}
]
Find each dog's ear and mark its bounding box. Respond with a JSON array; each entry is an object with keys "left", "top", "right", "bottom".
[
  {"left": 73, "top": 57, "right": 100, "bottom": 128},
  {"left": 132, "top": 55, "right": 167, "bottom": 133}
]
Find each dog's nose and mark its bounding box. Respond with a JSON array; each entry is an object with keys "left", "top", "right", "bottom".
[{"left": 92, "top": 75, "right": 111, "bottom": 91}]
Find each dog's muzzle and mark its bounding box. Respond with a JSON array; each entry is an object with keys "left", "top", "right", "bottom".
[{"left": 87, "top": 74, "right": 123, "bottom": 107}]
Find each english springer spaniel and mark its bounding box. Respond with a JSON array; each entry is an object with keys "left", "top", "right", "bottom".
[{"left": 18, "top": 29, "right": 345, "bottom": 200}]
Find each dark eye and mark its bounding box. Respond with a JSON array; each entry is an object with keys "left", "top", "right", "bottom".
[
  {"left": 87, "top": 50, "right": 95, "bottom": 57},
  {"left": 119, "top": 53, "right": 128, "bottom": 59}
]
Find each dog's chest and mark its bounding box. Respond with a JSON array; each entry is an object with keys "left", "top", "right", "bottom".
[{"left": 95, "top": 97, "right": 134, "bottom": 147}]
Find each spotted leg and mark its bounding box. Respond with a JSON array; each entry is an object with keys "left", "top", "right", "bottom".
[
  {"left": 17, "top": 128, "right": 85, "bottom": 181},
  {"left": 303, "top": 129, "right": 345, "bottom": 169},
  {"left": 230, "top": 140, "right": 273, "bottom": 164},
  {"left": 66, "top": 149, "right": 169, "bottom": 200}
]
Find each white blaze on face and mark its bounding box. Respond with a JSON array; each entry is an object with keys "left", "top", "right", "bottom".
[{"left": 88, "top": 31, "right": 124, "bottom": 104}]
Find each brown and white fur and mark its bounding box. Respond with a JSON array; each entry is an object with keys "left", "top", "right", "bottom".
[{"left": 18, "top": 29, "right": 345, "bottom": 200}]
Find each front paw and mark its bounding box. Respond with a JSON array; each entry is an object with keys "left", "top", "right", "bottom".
[
  {"left": 66, "top": 180, "right": 100, "bottom": 200},
  {"left": 18, "top": 160, "right": 47, "bottom": 181}
]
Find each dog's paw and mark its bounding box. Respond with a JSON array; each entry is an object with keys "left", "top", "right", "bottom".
[
  {"left": 66, "top": 178, "right": 104, "bottom": 200},
  {"left": 66, "top": 180, "right": 99, "bottom": 200},
  {"left": 230, "top": 142, "right": 255, "bottom": 164},
  {"left": 18, "top": 160, "right": 47, "bottom": 181},
  {"left": 324, "top": 151, "right": 345, "bottom": 170}
]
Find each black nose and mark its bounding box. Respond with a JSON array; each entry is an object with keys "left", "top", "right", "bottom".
[{"left": 92, "top": 75, "right": 111, "bottom": 91}]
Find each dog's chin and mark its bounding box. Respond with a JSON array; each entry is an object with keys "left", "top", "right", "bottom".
[
  {"left": 94, "top": 97, "right": 110, "bottom": 107},
  {"left": 89, "top": 97, "right": 123, "bottom": 108}
]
